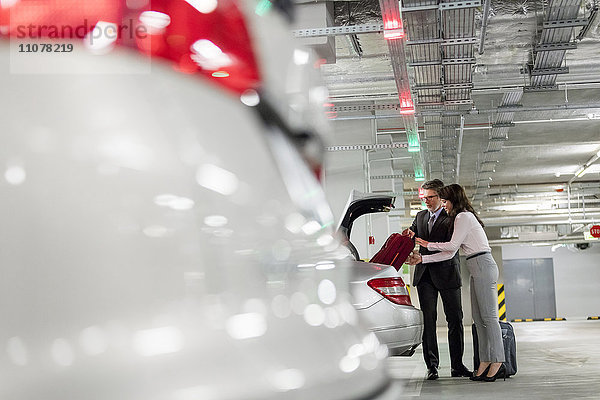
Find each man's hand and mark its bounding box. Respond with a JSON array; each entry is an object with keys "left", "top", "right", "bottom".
[
  {"left": 401, "top": 228, "right": 415, "bottom": 238},
  {"left": 415, "top": 237, "right": 429, "bottom": 248}
]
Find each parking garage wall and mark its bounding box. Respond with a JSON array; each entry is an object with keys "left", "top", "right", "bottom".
[
  {"left": 502, "top": 243, "right": 600, "bottom": 319},
  {"left": 324, "top": 120, "right": 397, "bottom": 260}
]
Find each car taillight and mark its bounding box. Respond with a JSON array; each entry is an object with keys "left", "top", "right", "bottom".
[
  {"left": 0, "top": 0, "right": 260, "bottom": 95},
  {"left": 367, "top": 277, "right": 412, "bottom": 306}
]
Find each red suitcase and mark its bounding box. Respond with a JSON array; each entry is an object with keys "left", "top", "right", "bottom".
[{"left": 370, "top": 233, "right": 415, "bottom": 271}]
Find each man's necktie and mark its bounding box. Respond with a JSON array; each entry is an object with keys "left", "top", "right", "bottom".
[{"left": 428, "top": 214, "right": 435, "bottom": 233}]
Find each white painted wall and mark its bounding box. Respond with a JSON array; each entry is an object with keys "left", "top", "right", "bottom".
[{"left": 502, "top": 243, "right": 600, "bottom": 319}]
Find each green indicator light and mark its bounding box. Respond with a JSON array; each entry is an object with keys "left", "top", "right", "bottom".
[
  {"left": 414, "top": 167, "right": 425, "bottom": 181},
  {"left": 406, "top": 130, "right": 420, "bottom": 152},
  {"left": 255, "top": 0, "right": 272, "bottom": 16}
]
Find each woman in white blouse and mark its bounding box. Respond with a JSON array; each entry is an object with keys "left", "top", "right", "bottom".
[{"left": 409, "top": 184, "right": 506, "bottom": 382}]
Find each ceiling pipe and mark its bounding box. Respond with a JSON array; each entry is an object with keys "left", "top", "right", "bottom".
[
  {"left": 567, "top": 148, "right": 600, "bottom": 185},
  {"left": 482, "top": 200, "right": 600, "bottom": 211},
  {"left": 456, "top": 115, "right": 465, "bottom": 184},
  {"left": 377, "top": 116, "right": 600, "bottom": 134},
  {"left": 488, "top": 237, "right": 598, "bottom": 246},
  {"left": 471, "top": 181, "right": 598, "bottom": 192},
  {"left": 328, "top": 81, "right": 600, "bottom": 101},
  {"left": 390, "top": 214, "right": 600, "bottom": 228},
  {"left": 330, "top": 102, "right": 600, "bottom": 120},
  {"left": 481, "top": 213, "right": 600, "bottom": 226},
  {"left": 478, "top": 0, "right": 491, "bottom": 55},
  {"left": 480, "top": 208, "right": 600, "bottom": 221}
]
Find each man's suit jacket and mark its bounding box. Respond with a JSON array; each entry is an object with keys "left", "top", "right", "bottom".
[{"left": 410, "top": 209, "right": 461, "bottom": 289}]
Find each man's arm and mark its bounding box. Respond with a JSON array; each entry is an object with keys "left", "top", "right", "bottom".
[{"left": 402, "top": 213, "right": 419, "bottom": 238}]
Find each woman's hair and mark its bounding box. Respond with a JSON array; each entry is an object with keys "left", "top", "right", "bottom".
[{"left": 438, "top": 184, "right": 485, "bottom": 227}]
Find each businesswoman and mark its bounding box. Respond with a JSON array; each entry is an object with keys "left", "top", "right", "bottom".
[{"left": 410, "top": 184, "right": 506, "bottom": 382}]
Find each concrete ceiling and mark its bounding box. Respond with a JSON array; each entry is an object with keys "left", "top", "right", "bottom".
[{"left": 293, "top": 0, "right": 600, "bottom": 244}]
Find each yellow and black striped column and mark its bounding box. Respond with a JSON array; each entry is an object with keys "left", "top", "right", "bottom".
[{"left": 497, "top": 284, "right": 506, "bottom": 321}]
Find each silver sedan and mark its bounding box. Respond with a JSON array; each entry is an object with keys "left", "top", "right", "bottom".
[{"left": 338, "top": 191, "right": 424, "bottom": 356}]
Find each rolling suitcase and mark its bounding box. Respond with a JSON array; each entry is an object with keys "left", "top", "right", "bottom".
[
  {"left": 370, "top": 233, "right": 415, "bottom": 271},
  {"left": 472, "top": 321, "right": 517, "bottom": 377}
]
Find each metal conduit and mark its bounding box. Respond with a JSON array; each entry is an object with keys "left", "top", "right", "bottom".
[
  {"left": 478, "top": 0, "right": 491, "bottom": 55},
  {"left": 330, "top": 102, "right": 600, "bottom": 119},
  {"left": 456, "top": 115, "right": 465, "bottom": 183}
]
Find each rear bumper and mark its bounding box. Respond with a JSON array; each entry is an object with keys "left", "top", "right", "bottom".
[
  {"left": 356, "top": 299, "right": 424, "bottom": 355},
  {"left": 371, "top": 324, "right": 423, "bottom": 356}
]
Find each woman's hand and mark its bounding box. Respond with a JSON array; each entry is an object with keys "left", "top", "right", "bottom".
[
  {"left": 406, "top": 251, "right": 422, "bottom": 265},
  {"left": 415, "top": 237, "right": 429, "bottom": 248}
]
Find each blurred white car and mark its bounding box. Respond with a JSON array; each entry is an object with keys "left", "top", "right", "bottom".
[
  {"left": 0, "top": 1, "right": 401, "bottom": 399},
  {"left": 338, "top": 191, "right": 424, "bottom": 356}
]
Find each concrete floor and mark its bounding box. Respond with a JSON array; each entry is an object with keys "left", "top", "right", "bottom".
[{"left": 386, "top": 320, "right": 600, "bottom": 399}]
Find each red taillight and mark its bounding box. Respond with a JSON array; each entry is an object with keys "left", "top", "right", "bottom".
[
  {"left": 0, "top": 0, "right": 260, "bottom": 95},
  {"left": 367, "top": 277, "right": 412, "bottom": 306}
]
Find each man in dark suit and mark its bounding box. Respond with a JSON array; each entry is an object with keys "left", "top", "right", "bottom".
[{"left": 402, "top": 179, "right": 471, "bottom": 380}]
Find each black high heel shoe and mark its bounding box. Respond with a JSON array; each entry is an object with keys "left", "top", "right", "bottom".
[
  {"left": 484, "top": 364, "right": 506, "bottom": 382},
  {"left": 469, "top": 365, "right": 490, "bottom": 381}
]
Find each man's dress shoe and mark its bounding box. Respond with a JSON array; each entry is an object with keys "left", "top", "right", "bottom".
[
  {"left": 426, "top": 367, "right": 439, "bottom": 380},
  {"left": 451, "top": 366, "right": 473, "bottom": 378}
]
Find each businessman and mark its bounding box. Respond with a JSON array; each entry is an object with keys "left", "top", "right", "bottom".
[{"left": 403, "top": 179, "right": 471, "bottom": 380}]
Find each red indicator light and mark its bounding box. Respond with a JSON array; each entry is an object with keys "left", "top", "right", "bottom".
[
  {"left": 383, "top": 19, "right": 404, "bottom": 40},
  {"left": 418, "top": 187, "right": 425, "bottom": 199},
  {"left": 384, "top": 30, "right": 404, "bottom": 40},
  {"left": 384, "top": 19, "right": 400, "bottom": 30},
  {"left": 400, "top": 97, "right": 413, "bottom": 108},
  {"left": 314, "top": 58, "right": 327, "bottom": 68},
  {"left": 400, "top": 97, "right": 415, "bottom": 114}
]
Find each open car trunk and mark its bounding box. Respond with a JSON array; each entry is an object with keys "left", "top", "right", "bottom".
[{"left": 336, "top": 190, "right": 395, "bottom": 260}]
